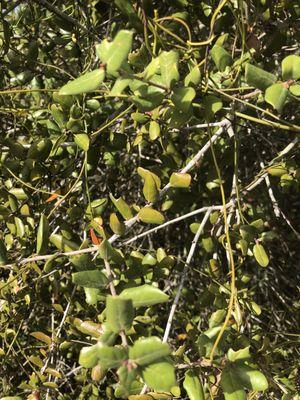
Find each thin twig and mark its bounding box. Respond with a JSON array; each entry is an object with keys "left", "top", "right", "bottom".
[
  {"left": 260, "top": 162, "right": 281, "bottom": 218},
  {"left": 109, "top": 120, "right": 231, "bottom": 245},
  {"left": 140, "top": 209, "right": 211, "bottom": 396},
  {"left": 123, "top": 205, "right": 225, "bottom": 246},
  {"left": 163, "top": 209, "right": 212, "bottom": 343}
]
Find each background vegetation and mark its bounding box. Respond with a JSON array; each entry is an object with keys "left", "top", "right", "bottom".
[{"left": 0, "top": 0, "right": 299, "bottom": 399}]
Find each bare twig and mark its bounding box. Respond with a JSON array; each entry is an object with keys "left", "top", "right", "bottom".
[
  {"left": 140, "top": 209, "right": 211, "bottom": 395},
  {"left": 260, "top": 162, "right": 281, "bottom": 218},
  {"left": 123, "top": 205, "right": 225, "bottom": 246},
  {"left": 109, "top": 120, "right": 231, "bottom": 245},
  {"left": 163, "top": 209, "right": 212, "bottom": 343}
]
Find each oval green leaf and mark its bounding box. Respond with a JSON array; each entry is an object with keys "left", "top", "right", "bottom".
[
  {"left": 59, "top": 68, "right": 105, "bottom": 95},
  {"left": 253, "top": 243, "right": 269, "bottom": 267}
]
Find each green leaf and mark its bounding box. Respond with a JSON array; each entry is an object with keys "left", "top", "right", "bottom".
[
  {"left": 253, "top": 243, "right": 269, "bottom": 267},
  {"left": 171, "top": 87, "right": 196, "bottom": 113},
  {"left": 59, "top": 68, "right": 105, "bottom": 95},
  {"left": 0, "top": 205, "right": 11, "bottom": 220},
  {"left": 110, "top": 194, "right": 133, "bottom": 220},
  {"left": 119, "top": 284, "right": 169, "bottom": 307},
  {"left": 267, "top": 165, "right": 288, "bottom": 177},
  {"left": 282, "top": 55, "right": 300, "bottom": 80},
  {"left": 137, "top": 167, "right": 161, "bottom": 189},
  {"left": 141, "top": 361, "right": 176, "bottom": 392},
  {"left": 184, "top": 66, "right": 201, "bottom": 87},
  {"left": 227, "top": 347, "right": 251, "bottom": 363},
  {"left": 98, "top": 239, "right": 124, "bottom": 264},
  {"left": 159, "top": 50, "right": 180, "bottom": 89},
  {"left": 79, "top": 343, "right": 101, "bottom": 368},
  {"left": 129, "top": 337, "right": 171, "bottom": 366},
  {"left": 143, "top": 173, "right": 160, "bottom": 202},
  {"left": 28, "top": 138, "right": 52, "bottom": 161},
  {"left": 290, "top": 84, "right": 300, "bottom": 96},
  {"left": 110, "top": 213, "right": 126, "bottom": 235},
  {"left": 15, "top": 216, "right": 25, "bottom": 238},
  {"left": 100, "top": 30, "right": 133, "bottom": 75},
  {"left": 84, "top": 288, "right": 101, "bottom": 305},
  {"left": 0, "top": 240, "right": 8, "bottom": 266},
  {"left": 98, "top": 345, "right": 128, "bottom": 369},
  {"left": 74, "top": 134, "right": 90, "bottom": 152},
  {"left": 149, "top": 120, "right": 161, "bottom": 141},
  {"left": 50, "top": 234, "right": 79, "bottom": 252},
  {"left": 106, "top": 295, "right": 134, "bottom": 333},
  {"left": 202, "top": 237, "right": 214, "bottom": 253},
  {"left": 110, "top": 77, "right": 131, "bottom": 96},
  {"left": 221, "top": 367, "right": 246, "bottom": 400},
  {"left": 170, "top": 172, "right": 191, "bottom": 188},
  {"left": 30, "top": 331, "right": 52, "bottom": 346},
  {"left": 250, "top": 219, "right": 265, "bottom": 232},
  {"left": 245, "top": 63, "right": 277, "bottom": 91},
  {"left": 0, "top": 397, "right": 22, "bottom": 400},
  {"left": 144, "top": 56, "right": 160, "bottom": 80},
  {"left": 235, "top": 364, "right": 268, "bottom": 391},
  {"left": 36, "top": 214, "right": 50, "bottom": 255},
  {"left": 265, "top": 83, "right": 289, "bottom": 113},
  {"left": 183, "top": 371, "right": 205, "bottom": 400},
  {"left": 209, "top": 309, "right": 226, "bottom": 328},
  {"left": 117, "top": 365, "right": 138, "bottom": 397},
  {"left": 211, "top": 44, "right": 233, "bottom": 72},
  {"left": 203, "top": 95, "right": 222, "bottom": 121},
  {"left": 114, "top": 0, "right": 143, "bottom": 31},
  {"left": 138, "top": 208, "right": 165, "bottom": 225},
  {"left": 72, "top": 270, "right": 108, "bottom": 288}
]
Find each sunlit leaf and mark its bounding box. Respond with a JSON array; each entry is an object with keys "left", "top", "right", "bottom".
[
  {"left": 59, "top": 69, "right": 105, "bottom": 95},
  {"left": 119, "top": 284, "right": 169, "bottom": 307}
]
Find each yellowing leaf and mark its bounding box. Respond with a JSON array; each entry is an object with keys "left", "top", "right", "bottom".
[
  {"left": 138, "top": 207, "right": 165, "bottom": 225},
  {"left": 170, "top": 172, "right": 191, "bottom": 188},
  {"left": 30, "top": 331, "right": 52, "bottom": 346}
]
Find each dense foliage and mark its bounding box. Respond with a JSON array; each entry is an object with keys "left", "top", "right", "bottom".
[{"left": 0, "top": 1, "right": 299, "bottom": 399}]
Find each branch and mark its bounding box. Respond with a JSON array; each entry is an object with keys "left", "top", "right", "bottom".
[
  {"left": 109, "top": 120, "right": 231, "bottom": 245},
  {"left": 1, "top": 122, "right": 232, "bottom": 271},
  {"left": 123, "top": 205, "right": 224, "bottom": 246},
  {"left": 260, "top": 162, "right": 281, "bottom": 218},
  {"left": 162, "top": 209, "right": 212, "bottom": 343}
]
